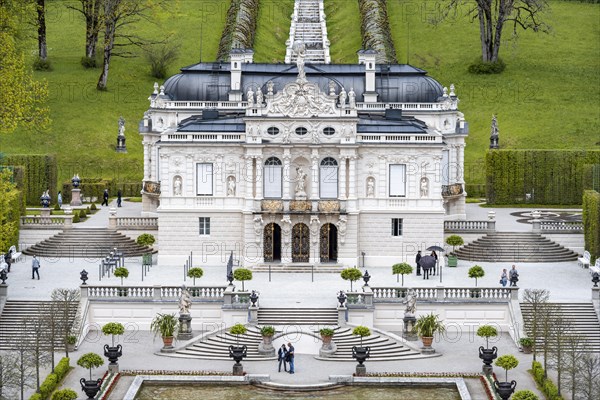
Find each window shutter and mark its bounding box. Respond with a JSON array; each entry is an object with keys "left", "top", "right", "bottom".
[{"left": 389, "top": 164, "right": 406, "bottom": 197}]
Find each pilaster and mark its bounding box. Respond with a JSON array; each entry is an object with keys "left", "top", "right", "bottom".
[{"left": 310, "top": 149, "right": 319, "bottom": 200}]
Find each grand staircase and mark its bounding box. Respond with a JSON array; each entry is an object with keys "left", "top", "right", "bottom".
[
  {"left": 453, "top": 232, "right": 579, "bottom": 262},
  {"left": 0, "top": 300, "right": 78, "bottom": 350},
  {"left": 258, "top": 308, "right": 338, "bottom": 325},
  {"left": 520, "top": 302, "right": 600, "bottom": 352},
  {"left": 22, "top": 228, "right": 153, "bottom": 258},
  {"left": 286, "top": 0, "right": 330, "bottom": 64}
]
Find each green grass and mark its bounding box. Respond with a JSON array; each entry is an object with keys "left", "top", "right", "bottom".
[
  {"left": 253, "top": 0, "right": 294, "bottom": 62},
  {"left": 326, "top": 0, "right": 363, "bottom": 63}
]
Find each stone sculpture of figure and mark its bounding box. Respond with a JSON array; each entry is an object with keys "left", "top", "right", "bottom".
[
  {"left": 311, "top": 128, "right": 320, "bottom": 144},
  {"left": 295, "top": 166, "right": 307, "bottom": 197},
  {"left": 420, "top": 177, "right": 429, "bottom": 198},
  {"left": 118, "top": 116, "right": 125, "bottom": 136},
  {"left": 174, "top": 177, "right": 182, "bottom": 196},
  {"left": 179, "top": 285, "right": 192, "bottom": 314},
  {"left": 329, "top": 80, "right": 336, "bottom": 96},
  {"left": 256, "top": 89, "right": 263, "bottom": 106},
  {"left": 294, "top": 42, "right": 307, "bottom": 83},
  {"left": 266, "top": 81, "right": 274, "bottom": 96},
  {"left": 337, "top": 216, "right": 347, "bottom": 243},
  {"left": 348, "top": 88, "right": 356, "bottom": 109},
  {"left": 227, "top": 176, "right": 236, "bottom": 196},
  {"left": 367, "top": 178, "right": 375, "bottom": 198},
  {"left": 490, "top": 114, "right": 499, "bottom": 149},
  {"left": 247, "top": 88, "right": 254, "bottom": 107},
  {"left": 253, "top": 215, "right": 263, "bottom": 242},
  {"left": 403, "top": 288, "right": 417, "bottom": 316},
  {"left": 281, "top": 215, "right": 292, "bottom": 244},
  {"left": 338, "top": 88, "right": 347, "bottom": 108},
  {"left": 282, "top": 128, "right": 291, "bottom": 144}
]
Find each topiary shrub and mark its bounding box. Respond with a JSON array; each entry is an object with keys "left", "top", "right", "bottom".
[
  {"left": 79, "top": 209, "right": 87, "bottom": 219},
  {"left": 136, "top": 233, "right": 156, "bottom": 246},
  {"left": 512, "top": 390, "right": 539, "bottom": 400},
  {"left": 230, "top": 323, "right": 247, "bottom": 344},
  {"left": 392, "top": 263, "right": 413, "bottom": 286},
  {"left": 476, "top": 325, "right": 498, "bottom": 348},
  {"left": 54, "top": 357, "right": 70, "bottom": 380},
  {"left": 352, "top": 325, "right": 371, "bottom": 347},
  {"left": 51, "top": 388, "right": 78, "bottom": 400},
  {"left": 187, "top": 267, "right": 204, "bottom": 286},
  {"left": 90, "top": 203, "right": 97, "bottom": 211},
  {"left": 77, "top": 352, "right": 104, "bottom": 381},
  {"left": 468, "top": 265, "right": 485, "bottom": 287},
  {"left": 468, "top": 58, "right": 506, "bottom": 74},
  {"left": 495, "top": 354, "right": 519, "bottom": 382},
  {"left": 341, "top": 267, "right": 363, "bottom": 291},
  {"left": 445, "top": 235, "right": 464, "bottom": 252},
  {"left": 86, "top": 206, "right": 91, "bottom": 215},
  {"left": 114, "top": 267, "right": 129, "bottom": 286},
  {"left": 102, "top": 322, "right": 125, "bottom": 347},
  {"left": 259, "top": 326, "right": 275, "bottom": 337},
  {"left": 73, "top": 213, "right": 80, "bottom": 223},
  {"left": 233, "top": 268, "right": 252, "bottom": 291},
  {"left": 39, "top": 373, "right": 58, "bottom": 399}
]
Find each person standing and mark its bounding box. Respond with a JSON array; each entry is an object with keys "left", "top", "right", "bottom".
[
  {"left": 57, "top": 191, "right": 62, "bottom": 209},
  {"left": 277, "top": 344, "right": 288, "bottom": 372},
  {"left": 509, "top": 265, "right": 519, "bottom": 287},
  {"left": 117, "top": 190, "right": 122, "bottom": 207},
  {"left": 287, "top": 342, "right": 295, "bottom": 374},
  {"left": 102, "top": 189, "right": 109, "bottom": 206},
  {"left": 415, "top": 250, "right": 422, "bottom": 276},
  {"left": 430, "top": 251, "right": 438, "bottom": 275},
  {"left": 500, "top": 268, "right": 508, "bottom": 287},
  {"left": 4, "top": 251, "right": 12, "bottom": 273},
  {"left": 31, "top": 255, "right": 40, "bottom": 280}
]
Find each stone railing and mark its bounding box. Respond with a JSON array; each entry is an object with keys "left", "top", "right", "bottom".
[
  {"left": 370, "top": 286, "right": 518, "bottom": 302},
  {"left": 444, "top": 220, "right": 492, "bottom": 233},
  {"left": 163, "top": 133, "right": 244, "bottom": 142},
  {"left": 356, "top": 102, "right": 448, "bottom": 111},
  {"left": 116, "top": 217, "right": 158, "bottom": 230},
  {"left": 161, "top": 100, "right": 248, "bottom": 109},
  {"left": 20, "top": 215, "right": 73, "bottom": 230},
  {"left": 539, "top": 221, "right": 583, "bottom": 233},
  {"left": 83, "top": 285, "right": 228, "bottom": 301},
  {"left": 358, "top": 134, "right": 442, "bottom": 144}
]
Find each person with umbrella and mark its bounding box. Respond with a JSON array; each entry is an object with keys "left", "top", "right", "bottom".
[
  {"left": 426, "top": 246, "right": 445, "bottom": 277},
  {"left": 419, "top": 255, "right": 436, "bottom": 280}
]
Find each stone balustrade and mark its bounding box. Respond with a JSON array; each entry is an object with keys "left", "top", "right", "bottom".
[
  {"left": 358, "top": 134, "right": 442, "bottom": 144},
  {"left": 82, "top": 285, "right": 229, "bottom": 301},
  {"left": 20, "top": 215, "right": 73, "bottom": 230},
  {"left": 370, "top": 286, "right": 518, "bottom": 302},
  {"left": 444, "top": 220, "right": 491, "bottom": 233},
  {"left": 539, "top": 221, "right": 583, "bottom": 233},
  {"left": 116, "top": 217, "right": 158, "bottom": 230}
]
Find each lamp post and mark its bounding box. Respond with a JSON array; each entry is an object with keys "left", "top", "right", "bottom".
[{"left": 361, "top": 251, "right": 366, "bottom": 269}]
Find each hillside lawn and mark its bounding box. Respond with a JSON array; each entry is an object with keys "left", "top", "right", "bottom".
[{"left": 0, "top": 0, "right": 598, "bottom": 188}]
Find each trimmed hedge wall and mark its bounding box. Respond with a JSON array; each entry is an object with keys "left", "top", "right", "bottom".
[
  {"left": 3, "top": 154, "right": 58, "bottom": 205},
  {"left": 0, "top": 168, "right": 25, "bottom": 252},
  {"left": 583, "top": 190, "right": 600, "bottom": 263},
  {"left": 486, "top": 150, "right": 600, "bottom": 204},
  {"left": 531, "top": 361, "right": 564, "bottom": 400},
  {"left": 61, "top": 179, "right": 141, "bottom": 203},
  {"left": 29, "top": 357, "right": 71, "bottom": 400}
]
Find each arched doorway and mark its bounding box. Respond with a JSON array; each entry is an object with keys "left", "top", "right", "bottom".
[
  {"left": 320, "top": 223, "right": 338, "bottom": 263},
  {"left": 292, "top": 223, "right": 310, "bottom": 263},
  {"left": 264, "top": 223, "right": 281, "bottom": 262}
]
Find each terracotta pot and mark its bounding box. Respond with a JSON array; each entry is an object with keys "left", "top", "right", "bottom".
[
  {"left": 262, "top": 335, "right": 273, "bottom": 346},
  {"left": 421, "top": 336, "right": 434, "bottom": 347},
  {"left": 162, "top": 336, "right": 174, "bottom": 348},
  {"left": 321, "top": 335, "right": 333, "bottom": 345},
  {"left": 522, "top": 345, "right": 532, "bottom": 354}
]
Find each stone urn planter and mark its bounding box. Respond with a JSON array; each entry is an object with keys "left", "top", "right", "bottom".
[
  {"left": 80, "top": 378, "right": 102, "bottom": 400},
  {"left": 229, "top": 344, "right": 247, "bottom": 376},
  {"left": 494, "top": 380, "right": 517, "bottom": 400},
  {"left": 319, "top": 327, "right": 337, "bottom": 357},
  {"left": 257, "top": 326, "right": 275, "bottom": 356},
  {"left": 351, "top": 326, "right": 371, "bottom": 376},
  {"left": 103, "top": 344, "right": 122, "bottom": 368},
  {"left": 494, "top": 354, "right": 519, "bottom": 400},
  {"left": 479, "top": 346, "right": 498, "bottom": 374},
  {"left": 519, "top": 337, "right": 533, "bottom": 354}
]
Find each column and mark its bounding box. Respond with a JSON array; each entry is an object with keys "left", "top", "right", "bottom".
[
  {"left": 283, "top": 149, "right": 291, "bottom": 199},
  {"left": 143, "top": 143, "right": 150, "bottom": 180},
  {"left": 310, "top": 149, "right": 319, "bottom": 200},
  {"left": 255, "top": 156, "right": 263, "bottom": 199},
  {"left": 186, "top": 154, "right": 194, "bottom": 196},
  {"left": 215, "top": 155, "right": 224, "bottom": 196},
  {"left": 378, "top": 155, "right": 386, "bottom": 197},
  {"left": 457, "top": 144, "right": 465, "bottom": 184},
  {"left": 245, "top": 156, "right": 254, "bottom": 200},
  {"left": 339, "top": 156, "right": 347, "bottom": 200},
  {"left": 348, "top": 156, "right": 357, "bottom": 199}
]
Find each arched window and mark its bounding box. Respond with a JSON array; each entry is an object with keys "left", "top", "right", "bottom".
[
  {"left": 264, "top": 157, "right": 283, "bottom": 198},
  {"left": 320, "top": 157, "right": 338, "bottom": 199}
]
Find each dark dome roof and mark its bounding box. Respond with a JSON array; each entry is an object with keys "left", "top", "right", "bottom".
[{"left": 163, "top": 63, "right": 444, "bottom": 103}]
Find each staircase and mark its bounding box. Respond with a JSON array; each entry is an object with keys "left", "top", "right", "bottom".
[
  {"left": 286, "top": 0, "right": 330, "bottom": 64},
  {"left": 176, "top": 326, "right": 270, "bottom": 360},
  {"left": 453, "top": 232, "right": 579, "bottom": 262},
  {"left": 521, "top": 302, "right": 600, "bottom": 352},
  {"left": 0, "top": 300, "right": 78, "bottom": 350},
  {"left": 251, "top": 264, "right": 345, "bottom": 273},
  {"left": 258, "top": 308, "right": 338, "bottom": 325},
  {"left": 22, "top": 228, "right": 154, "bottom": 258}
]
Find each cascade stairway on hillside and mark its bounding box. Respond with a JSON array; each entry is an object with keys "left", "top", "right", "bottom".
[
  {"left": 285, "top": 0, "right": 330, "bottom": 64},
  {"left": 23, "top": 228, "right": 153, "bottom": 258},
  {"left": 0, "top": 300, "right": 78, "bottom": 350},
  {"left": 453, "top": 232, "right": 579, "bottom": 262},
  {"left": 521, "top": 302, "right": 600, "bottom": 352}
]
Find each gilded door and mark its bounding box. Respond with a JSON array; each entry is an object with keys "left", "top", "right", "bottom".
[
  {"left": 292, "top": 223, "right": 310, "bottom": 263},
  {"left": 263, "top": 223, "right": 281, "bottom": 262},
  {"left": 320, "top": 223, "right": 338, "bottom": 263}
]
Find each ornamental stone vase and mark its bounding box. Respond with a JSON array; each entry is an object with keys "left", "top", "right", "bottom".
[
  {"left": 479, "top": 346, "right": 498, "bottom": 374},
  {"left": 258, "top": 335, "right": 275, "bottom": 356},
  {"left": 494, "top": 380, "right": 517, "bottom": 400},
  {"left": 229, "top": 344, "right": 247, "bottom": 376},
  {"left": 104, "top": 344, "right": 122, "bottom": 373},
  {"left": 352, "top": 346, "right": 370, "bottom": 376},
  {"left": 80, "top": 378, "right": 102, "bottom": 400}
]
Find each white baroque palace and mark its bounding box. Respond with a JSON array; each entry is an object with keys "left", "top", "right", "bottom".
[{"left": 139, "top": 47, "right": 468, "bottom": 267}]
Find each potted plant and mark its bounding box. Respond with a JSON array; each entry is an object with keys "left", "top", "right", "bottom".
[
  {"left": 445, "top": 235, "right": 464, "bottom": 267},
  {"left": 51, "top": 388, "right": 78, "bottom": 400},
  {"left": 512, "top": 390, "right": 539, "bottom": 400},
  {"left": 187, "top": 267, "right": 204, "bottom": 291},
  {"left": 66, "top": 335, "right": 77, "bottom": 353},
  {"left": 233, "top": 268, "right": 252, "bottom": 291},
  {"left": 257, "top": 325, "right": 276, "bottom": 356},
  {"left": 392, "top": 263, "right": 413, "bottom": 286},
  {"left": 413, "top": 312, "right": 445, "bottom": 351},
  {"left": 468, "top": 265, "right": 485, "bottom": 296},
  {"left": 150, "top": 313, "right": 178, "bottom": 351},
  {"left": 137, "top": 233, "right": 155, "bottom": 265},
  {"left": 351, "top": 326, "right": 371, "bottom": 376},
  {"left": 102, "top": 322, "right": 124, "bottom": 371},
  {"left": 519, "top": 337, "right": 534, "bottom": 354},
  {"left": 113, "top": 266, "right": 129, "bottom": 296},
  {"left": 229, "top": 324, "right": 248, "bottom": 376},
  {"left": 494, "top": 354, "right": 519, "bottom": 400},
  {"left": 341, "top": 267, "right": 363, "bottom": 291},
  {"left": 477, "top": 325, "right": 498, "bottom": 374},
  {"left": 77, "top": 352, "right": 104, "bottom": 400},
  {"left": 320, "top": 327, "right": 335, "bottom": 347}
]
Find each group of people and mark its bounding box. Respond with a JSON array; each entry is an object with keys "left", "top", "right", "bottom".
[
  {"left": 415, "top": 250, "right": 439, "bottom": 280},
  {"left": 277, "top": 343, "right": 295, "bottom": 374},
  {"left": 101, "top": 189, "right": 123, "bottom": 207},
  {"left": 500, "top": 265, "right": 519, "bottom": 287}
]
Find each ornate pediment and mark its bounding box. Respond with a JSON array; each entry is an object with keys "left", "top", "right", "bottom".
[{"left": 265, "top": 80, "right": 336, "bottom": 118}]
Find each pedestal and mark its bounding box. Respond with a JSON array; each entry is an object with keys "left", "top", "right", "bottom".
[
  {"left": 355, "top": 364, "right": 366, "bottom": 376},
  {"left": 178, "top": 313, "right": 192, "bottom": 340},
  {"left": 337, "top": 307, "right": 347, "bottom": 326},
  {"left": 232, "top": 364, "right": 244, "bottom": 376},
  {"left": 258, "top": 336, "right": 275, "bottom": 357},
  {"left": 249, "top": 306, "right": 258, "bottom": 324},
  {"left": 40, "top": 208, "right": 51, "bottom": 219},
  {"left": 403, "top": 315, "right": 418, "bottom": 341},
  {"left": 108, "top": 364, "right": 119, "bottom": 373},
  {"left": 116, "top": 135, "right": 127, "bottom": 153},
  {"left": 71, "top": 188, "right": 82, "bottom": 206}
]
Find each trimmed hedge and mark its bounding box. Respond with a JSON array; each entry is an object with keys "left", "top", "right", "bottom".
[
  {"left": 61, "top": 179, "right": 141, "bottom": 203},
  {"left": 486, "top": 150, "right": 600, "bottom": 204},
  {"left": 531, "top": 361, "right": 564, "bottom": 400},
  {"left": 3, "top": 154, "right": 58, "bottom": 205},
  {"left": 0, "top": 168, "right": 24, "bottom": 252},
  {"left": 583, "top": 190, "right": 600, "bottom": 263},
  {"left": 28, "top": 357, "right": 70, "bottom": 400}
]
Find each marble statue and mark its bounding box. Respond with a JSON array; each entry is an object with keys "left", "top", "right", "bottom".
[
  {"left": 329, "top": 80, "right": 336, "bottom": 96},
  {"left": 282, "top": 127, "right": 291, "bottom": 144},
  {"left": 337, "top": 216, "right": 347, "bottom": 243},
  {"left": 295, "top": 166, "right": 307, "bottom": 197},
  {"left": 490, "top": 114, "right": 499, "bottom": 149},
  {"left": 227, "top": 176, "right": 236, "bottom": 196},
  {"left": 253, "top": 215, "right": 263, "bottom": 242},
  {"left": 348, "top": 88, "right": 356, "bottom": 109},
  {"left": 339, "top": 88, "right": 347, "bottom": 107},
  {"left": 256, "top": 89, "right": 263, "bottom": 106},
  {"left": 311, "top": 128, "right": 320, "bottom": 144},
  {"left": 367, "top": 178, "right": 375, "bottom": 198},
  {"left": 118, "top": 116, "right": 125, "bottom": 136},
  {"left": 174, "top": 177, "right": 182, "bottom": 196},
  {"left": 403, "top": 288, "right": 417, "bottom": 316},
  {"left": 179, "top": 285, "right": 192, "bottom": 314},
  {"left": 247, "top": 88, "right": 254, "bottom": 107},
  {"left": 267, "top": 81, "right": 274, "bottom": 96},
  {"left": 294, "top": 42, "right": 307, "bottom": 83},
  {"left": 420, "top": 177, "right": 429, "bottom": 198}
]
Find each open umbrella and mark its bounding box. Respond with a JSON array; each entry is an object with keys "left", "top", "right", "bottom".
[
  {"left": 419, "top": 255, "right": 436, "bottom": 270},
  {"left": 426, "top": 245, "right": 445, "bottom": 252}
]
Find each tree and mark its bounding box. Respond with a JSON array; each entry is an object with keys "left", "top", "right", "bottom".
[
  {"left": 24, "top": 316, "right": 51, "bottom": 393},
  {"left": 341, "top": 267, "right": 363, "bottom": 291},
  {"left": 547, "top": 312, "right": 571, "bottom": 395},
  {"left": 468, "top": 265, "right": 485, "bottom": 286},
  {"left": 33, "top": 0, "right": 48, "bottom": 63},
  {"left": 11, "top": 341, "right": 36, "bottom": 400},
  {"left": 392, "top": 263, "right": 413, "bottom": 286},
  {"left": 522, "top": 289, "right": 550, "bottom": 361},
  {"left": 495, "top": 354, "right": 519, "bottom": 382},
  {"left": 0, "top": 170, "right": 20, "bottom": 252},
  {"left": 114, "top": 267, "right": 129, "bottom": 285},
  {"left": 562, "top": 335, "right": 586, "bottom": 400},
  {"left": 233, "top": 268, "right": 252, "bottom": 291},
  {"left": 440, "top": 0, "right": 550, "bottom": 64},
  {"left": 51, "top": 288, "right": 80, "bottom": 358},
  {"left": 476, "top": 325, "right": 498, "bottom": 349},
  {"left": 96, "top": 0, "right": 166, "bottom": 90},
  {"left": 187, "top": 267, "right": 204, "bottom": 286},
  {"left": 0, "top": 352, "right": 20, "bottom": 399},
  {"left": 578, "top": 353, "right": 600, "bottom": 400},
  {"left": 102, "top": 322, "right": 125, "bottom": 347},
  {"left": 76, "top": 353, "right": 104, "bottom": 381},
  {"left": 539, "top": 302, "right": 559, "bottom": 376},
  {"left": 352, "top": 326, "right": 371, "bottom": 347},
  {"left": 67, "top": 0, "right": 103, "bottom": 64}
]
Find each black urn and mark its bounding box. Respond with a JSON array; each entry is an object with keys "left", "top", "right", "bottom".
[
  {"left": 104, "top": 344, "right": 122, "bottom": 365},
  {"left": 72, "top": 174, "right": 81, "bottom": 188},
  {"left": 229, "top": 344, "right": 247, "bottom": 365},
  {"left": 80, "top": 378, "right": 102, "bottom": 399},
  {"left": 494, "top": 380, "right": 517, "bottom": 400},
  {"left": 40, "top": 192, "right": 50, "bottom": 208},
  {"left": 337, "top": 291, "right": 347, "bottom": 307},
  {"left": 352, "top": 346, "right": 371, "bottom": 365},
  {"left": 479, "top": 346, "right": 498, "bottom": 373}
]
